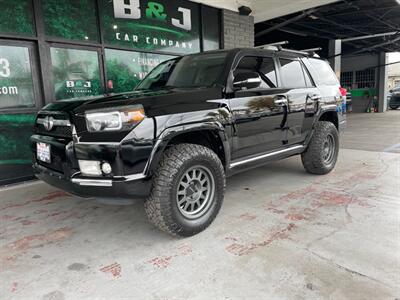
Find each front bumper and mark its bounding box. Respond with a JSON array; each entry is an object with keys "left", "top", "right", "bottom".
[
  {"left": 31, "top": 133, "right": 153, "bottom": 200},
  {"left": 33, "top": 163, "right": 152, "bottom": 199}
]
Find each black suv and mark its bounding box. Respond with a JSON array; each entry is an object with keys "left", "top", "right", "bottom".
[{"left": 31, "top": 48, "right": 346, "bottom": 236}]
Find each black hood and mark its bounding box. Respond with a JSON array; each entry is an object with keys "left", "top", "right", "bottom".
[{"left": 41, "top": 87, "right": 224, "bottom": 117}]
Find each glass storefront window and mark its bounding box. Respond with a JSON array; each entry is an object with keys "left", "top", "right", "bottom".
[
  {"left": 50, "top": 47, "right": 103, "bottom": 100},
  {"left": 0, "top": 0, "right": 35, "bottom": 36},
  {"left": 0, "top": 45, "right": 35, "bottom": 109},
  {"left": 202, "top": 6, "right": 221, "bottom": 51},
  {"left": 43, "top": 0, "right": 99, "bottom": 42},
  {"left": 105, "top": 49, "right": 174, "bottom": 93},
  {"left": 101, "top": 0, "right": 201, "bottom": 54}
]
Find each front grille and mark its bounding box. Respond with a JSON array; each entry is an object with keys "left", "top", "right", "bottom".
[{"left": 34, "top": 112, "right": 72, "bottom": 139}]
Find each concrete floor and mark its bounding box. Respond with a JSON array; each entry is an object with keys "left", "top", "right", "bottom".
[{"left": 1, "top": 112, "right": 399, "bottom": 300}]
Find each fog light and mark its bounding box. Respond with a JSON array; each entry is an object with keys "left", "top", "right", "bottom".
[
  {"left": 101, "top": 162, "right": 112, "bottom": 175},
  {"left": 78, "top": 160, "right": 101, "bottom": 176}
]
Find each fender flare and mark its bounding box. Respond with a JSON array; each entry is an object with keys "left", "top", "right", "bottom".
[
  {"left": 304, "top": 105, "right": 338, "bottom": 146},
  {"left": 143, "top": 121, "right": 231, "bottom": 177}
]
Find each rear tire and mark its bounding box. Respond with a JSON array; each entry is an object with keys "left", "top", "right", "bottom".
[
  {"left": 301, "top": 121, "right": 339, "bottom": 175},
  {"left": 144, "top": 143, "right": 225, "bottom": 237}
]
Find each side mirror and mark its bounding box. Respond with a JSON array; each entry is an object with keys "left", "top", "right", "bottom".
[
  {"left": 389, "top": 89, "right": 393, "bottom": 93},
  {"left": 233, "top": 72, "right": 262, "bottom": 90}
]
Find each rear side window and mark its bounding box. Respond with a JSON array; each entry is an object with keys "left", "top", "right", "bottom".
[
  {"left": 308, "top": 58, "right": 339, "bottom": 85},
  {"left": 279, "top": 59, "right": 307, "bottom": 88}
]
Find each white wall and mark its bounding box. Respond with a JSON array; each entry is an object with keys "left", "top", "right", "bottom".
[{"left": 388, "top": 52, "right": 400, "bottom": 77}]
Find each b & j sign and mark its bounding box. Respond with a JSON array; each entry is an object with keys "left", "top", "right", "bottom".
[{"left": 101, "top": 0, "right": 201, "bottom": 54}]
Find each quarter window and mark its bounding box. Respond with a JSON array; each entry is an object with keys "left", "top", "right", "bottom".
[
  {"left": 308, "top": 58, "right": 339, "bottom": 86},
  {"left": 279, "top": 59, "right": 307, "bottom": 88}
]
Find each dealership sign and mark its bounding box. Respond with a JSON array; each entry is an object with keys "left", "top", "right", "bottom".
[
  {"left": 113, "top": 0, "right": 192, "bottom": 31},
  {"left": 102, "top": 0, "right": 201, "bottom": 54}
]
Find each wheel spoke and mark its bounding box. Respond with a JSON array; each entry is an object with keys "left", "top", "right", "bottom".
[{"left": 176, "top": 165, "right": 215, "bottom": 219}]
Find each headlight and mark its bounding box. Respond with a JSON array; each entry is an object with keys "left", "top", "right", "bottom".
[{"left": 85, "top": 105, "right": 145, "bottom": 132}]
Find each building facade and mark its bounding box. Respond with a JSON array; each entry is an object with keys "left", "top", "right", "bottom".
[{"left": 0, "top": 0, "right": 254, "bottom": 185}]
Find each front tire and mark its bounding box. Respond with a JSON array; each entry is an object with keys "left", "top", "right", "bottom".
[
  {"left": 301, "top": 121, "right": 339, "bottom": 175},
  {"left": 389, "top": 105, "right": 399, "bottom": 110},
  {"left": 144, "top": 143, "right": 225, "bottom": 237}
]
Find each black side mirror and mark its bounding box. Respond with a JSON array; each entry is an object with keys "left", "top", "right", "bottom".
[
  {"left": 389, "top": 89, "right": 393, "bottom": 93},
  {"left": 233, "top": 72, "right": 262, "bottom": 90}
]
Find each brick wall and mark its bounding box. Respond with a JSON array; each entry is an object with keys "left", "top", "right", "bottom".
[{"left": 222, "top": 10, "right": 254, "bottom": 49}]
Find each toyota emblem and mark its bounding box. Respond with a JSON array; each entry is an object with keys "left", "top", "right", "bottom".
[{"left": 43, "top": 116, "right": 54, "bottom": 131}]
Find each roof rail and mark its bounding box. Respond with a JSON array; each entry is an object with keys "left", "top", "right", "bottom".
[
  {"left": 256, "top": 41, "right": 289, "bottom": 50},
  {"left": 279, "top": 48, "right": 310, "bottom": 56},
  {"left": 256, "top": 42, "right": 321, "bottom": 57},
  {"left": 299, "top": 47, "right": 322, "bottom": 57}
]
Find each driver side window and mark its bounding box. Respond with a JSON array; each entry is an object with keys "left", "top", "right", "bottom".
[{"left": 234, "top": 56, "right": 277, "bottom": 89}]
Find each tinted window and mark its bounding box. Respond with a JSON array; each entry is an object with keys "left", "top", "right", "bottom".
[
  {"left": 105, "top": 49, "right": 174, "bottom": 93},
  {"left": 50, "top": 48, "right": 102, "bottom": 100},
  {"left": 137, "top": 52, "right": 228, "bottom": 90},
  {"left": 202, "top": 6, "right": 221, "bottom": 51},
  {"left": 260, "top": 58, "right": 278, "bottom": 87},
  {"left": 280, "top": 59, "right": 306, "bottom": 88},
  {"left": 0, "top": 45, "right": 36, "bottom": 109},
  {"left": 308, "top": 58, "right": 339, "bottom": 86},
  {"left": 235, "top": 56, "right": 277, "bottom": 88}
]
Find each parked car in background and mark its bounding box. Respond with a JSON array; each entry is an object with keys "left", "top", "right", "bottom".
[
  {"left": 31, "top": 48, "right": 346, "bottom": 237},
  {"left": 389, "top": 85, "right": 400, "bottom": 110}
]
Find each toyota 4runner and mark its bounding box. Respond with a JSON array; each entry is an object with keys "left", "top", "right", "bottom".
[{"left": 31, "top": 48, "right": 346, "bottom": 236}]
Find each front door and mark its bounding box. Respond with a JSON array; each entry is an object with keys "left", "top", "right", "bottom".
[{"left": 229, "top": 56, "right": 289, "bottom": 160}]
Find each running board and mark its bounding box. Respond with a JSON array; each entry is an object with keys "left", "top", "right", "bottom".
[{"left": 229, "top": 145, "right": 305, "bottom": 169}]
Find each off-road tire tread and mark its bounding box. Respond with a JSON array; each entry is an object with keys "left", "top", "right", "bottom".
[
  {"left": 144, "top": 143, "right": 225, "bottom": 237},
  {"left": 301, "top": 121, "right": 339, "bottom": 175}
]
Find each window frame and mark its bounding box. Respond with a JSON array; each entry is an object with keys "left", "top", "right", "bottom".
[
  {"left": 0, "top": 40, "right": 43, "bottom": 114},
  {"left": 46, "top": 42, "right": 105, "bottom": 102}
]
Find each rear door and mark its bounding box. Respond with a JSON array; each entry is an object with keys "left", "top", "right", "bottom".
[
  {"left": 229, "top": 55, "right": 288, "bottom": 160},
  {"left": 277, "top": 57, "right": 321, "bottom": 145}
]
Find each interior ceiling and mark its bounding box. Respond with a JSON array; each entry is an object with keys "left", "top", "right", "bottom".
[
  {"left": 190, "top": 0, "right": 338, "bottom": 22},
  {"left": 255, "top": 0, "right": 400, "bottom": 56}
]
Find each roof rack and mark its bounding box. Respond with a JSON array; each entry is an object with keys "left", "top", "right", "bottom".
[
  {"left": 256, "top": 41, "right": 289, "bottom": 51},
  {"left": 255, "top": 42, "right": 321, "bottom": 57}
]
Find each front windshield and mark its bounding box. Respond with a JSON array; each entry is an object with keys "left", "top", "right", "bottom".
[{"left": 136, "top": 52, "right": 228, "bottom": 90}]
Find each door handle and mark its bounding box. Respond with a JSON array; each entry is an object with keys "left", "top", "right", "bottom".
[
  {"left": 274, "top": 96, "right": 288, "bottom": 106},
  {"left": 309, "top": 94, "right": 322, "bottom": 101}
]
